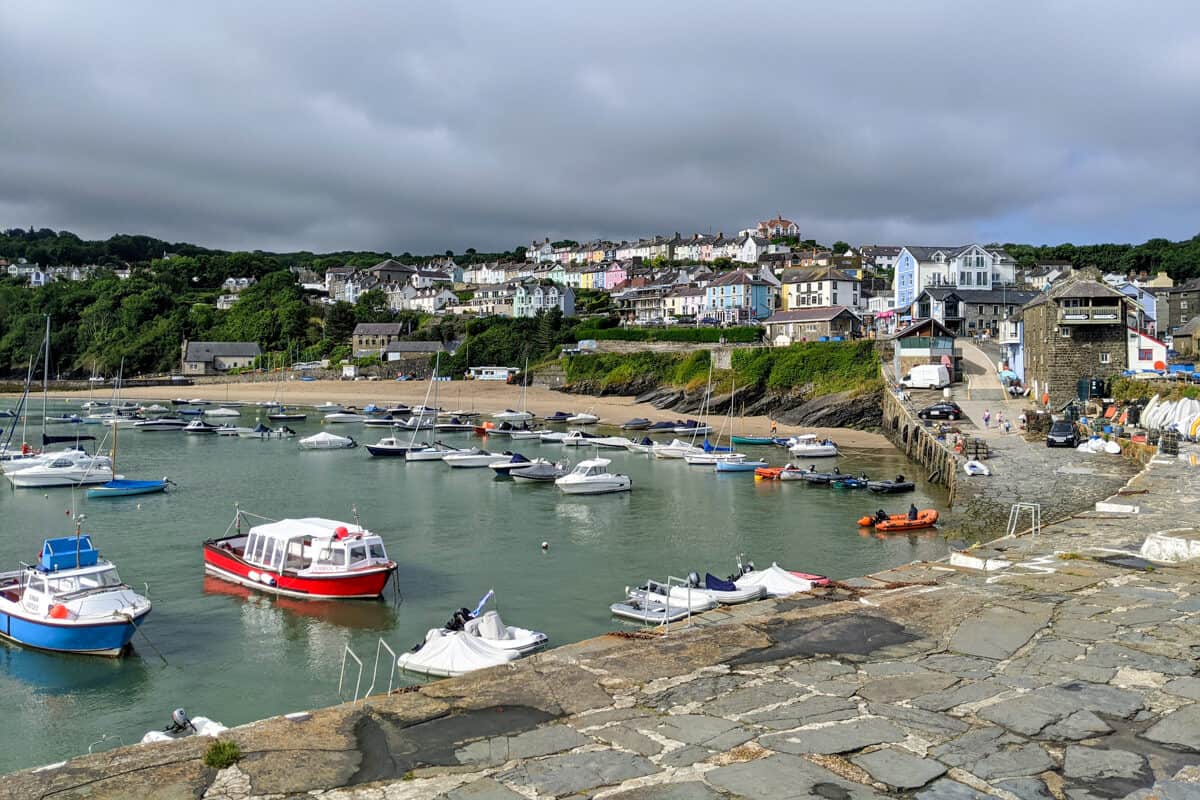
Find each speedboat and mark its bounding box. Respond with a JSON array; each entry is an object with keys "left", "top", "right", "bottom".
[
  {"left": 489, "top": 453, "right": 549, "bottom": 474},
  {"left": 858, "top": 509, "right": 939, "bottom": 532},
  {"left": 134, "top": 417, "right": 188, "bottom": 432},
  {"left": 398, "top": 628, "right": 519, "bottom": 677},
  {"left": 298, "top": 431, "right": 356, "bottom": 449},
  {"left": 187, "top": 398, "right": 212, "bottom": 406},
  {"left": 592, "top": 435, "right": 634, "bottom": 449},
  {"left": 177, "top": 408, "right": 203, "bottom": 417},
  {"left": 183, "top": 419, "right": 220, "bottom": 434},
  {"left": 6, "top": 452, "right": 116, "bottom": 487},
  {"left": 620, "top": 418, "right": 651, "bottom": 430},
  {"left": 215, "top": 424, "right": 244, "bottom": 437},
  {"left": 543, "top": 411, "right": 573, "bottom": 423},
  {"left": 561, "top": 430, "right": 599, "bottom": 447},
  {"left": 510, "top": 462, "right": 568, "bottom": 483},
  {"left": 238, "top": 424, "right": 296, "bottom": 439},
  {"left": 365, "top": 437, "right": 415, "bottom": 457},
  {"left": 204, "top": 513, "right": 395, "bottom": 599},
  {"left": 394, "top": 415, "right": 436, "bottom": 430},
  {"left": 651, "top": 439, "right": 704, "bottom": 459},
  {"left": 384, "top": 405, "right": 412, "bottom": 416},
  {"left": 1, "top": 447, "right": 86, "bottom": 473},
  {"left": 715, "top": 459, "right": 768, "bottom": 472},
  {"left": 443, "top": 449, "right": 504, "bottom": 468},
  {"left": 566, "top": 411, "right": 599, "bottom": 425},
  {"left": 555, "top": 458, "right": 631, "bottom": 494},
  {"left": 0, "top": 533, "right": 151, "bottom": 656},
  {"left": 539, "top": 431, "right": 568, "bottom": 443},
  {"left": 493, "top": 409, "right": 533, "bottom": 423},
  {"left": 314, "top": 402, "right": 347, "bottom": 414},
  {"left": 323, "top": 412, "right": 366, "bottom": 424},
  {"left": 203, "top": 407, "right": 241, "bottom": 418},
  {"left": 140, "top": 404, "right": 169, "bottom": 414},
  {"left": 405, "top": 443, "right": 466, "bottom": 461},
  {"left": 788, "top": 434, "right": 839, "bottom": 458},
  {"left": 362, "top": 417, "right": 399, "bottom": 428},
  {"left": 45, "top": 414, "right": 83, "bottom": 424}
]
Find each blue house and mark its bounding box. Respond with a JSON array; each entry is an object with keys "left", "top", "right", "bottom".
[{"left": 703, "top": 270, "right": 776, "bottom": 323}]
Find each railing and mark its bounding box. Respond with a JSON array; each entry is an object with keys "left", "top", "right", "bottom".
[
  {"left": 897, "top": 337, "right": 955, "bottom": 350},
  {"left": 1058, "top": 307, "right": 1122, "bottom": 325},
  {"left": 338, "top": 644, "right": 364, "bottom": 705},
  {"left": 366, "top": 638, "right": 399, "bottom": 698}
]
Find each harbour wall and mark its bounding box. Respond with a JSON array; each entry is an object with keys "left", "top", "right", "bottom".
[{"left": 879, "top": 386, "right": 960, "bottom": 500}]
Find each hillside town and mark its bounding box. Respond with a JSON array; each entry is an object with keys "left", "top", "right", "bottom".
[{"left": 4, "top": 215, "right": 1199, "bottom": 408}]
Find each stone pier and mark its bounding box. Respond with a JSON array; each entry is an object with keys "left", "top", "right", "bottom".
[{"left": 5, "top": 444, "right": 1198, "bottom": 799}]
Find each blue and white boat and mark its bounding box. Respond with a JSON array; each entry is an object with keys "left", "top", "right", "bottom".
[
  {"left": 714, "top": 459, "right": 769, "bottom": 472},
  {"left": 86, "top": 478, "right": 170, "bottom": 498},
  {"left": 0, "top": 532, "right": 152, "bottom": 656}
]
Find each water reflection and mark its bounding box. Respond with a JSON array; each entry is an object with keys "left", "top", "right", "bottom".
[{"left": 202, "top": 576, "right": 399, "bottom": 631}]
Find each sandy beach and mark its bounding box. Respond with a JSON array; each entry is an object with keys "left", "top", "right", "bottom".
[{"left": 31, "top": 378, "right": 893, "bottom": 449}]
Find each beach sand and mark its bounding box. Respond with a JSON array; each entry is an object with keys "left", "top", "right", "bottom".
[{"left": 35, "top": 378, "right": 892, "bottom": 449}]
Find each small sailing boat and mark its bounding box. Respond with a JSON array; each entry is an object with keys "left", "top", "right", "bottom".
[{"left": 88, "top": 362, "right": 171, "bottom": 498}]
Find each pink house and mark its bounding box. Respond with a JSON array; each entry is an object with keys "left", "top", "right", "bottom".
[{"left": 602, "top": 262, "right": 627, "bottom": 290}]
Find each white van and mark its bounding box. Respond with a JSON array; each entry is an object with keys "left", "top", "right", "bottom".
[{"left": 900, "top": 364, "right": 950, "bottom": 390}]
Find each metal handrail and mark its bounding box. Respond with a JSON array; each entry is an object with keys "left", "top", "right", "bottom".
[
  {"left": 365, "top": 638, "right": 398, "bottom": 699},
  {"left": 338, "top": 644, "right": 363, "bottom": 705}
]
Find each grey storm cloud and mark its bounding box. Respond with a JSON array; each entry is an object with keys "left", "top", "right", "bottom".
[{"left": 1, "top": 1, "right": 1199, "bottom": 254}]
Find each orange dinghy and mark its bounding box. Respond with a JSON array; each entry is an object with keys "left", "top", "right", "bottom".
[
  {"left": 857, "top": 509, "right": 939, "bottom": 532},
  {"left": 755, "top": 466, "right": 784, "bottom": 480}
]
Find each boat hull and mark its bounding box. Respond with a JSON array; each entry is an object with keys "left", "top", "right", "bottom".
[
  {"left": 203, "top": 546, "right": 393, "bottom": 599},
  {"left": 556, "top": 478, "right": 631, "bottom": 494},
  {"left": 86, "top": 479, "right": 168, "bottom": 498},
  {"left": 0, "top": 607, "right": 148, "bottom": 657}
]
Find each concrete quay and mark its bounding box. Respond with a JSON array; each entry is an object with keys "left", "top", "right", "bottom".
[{"left": 5, "top": 464, "right": 1199, "bottom": 799}]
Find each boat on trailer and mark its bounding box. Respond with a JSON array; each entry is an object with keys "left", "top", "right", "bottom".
[
  {"left": 0, "top": 528, "right": 151, "bottom": 656},
  {"left": 203, "top": 512, "right": 396, "bottom": 600}
]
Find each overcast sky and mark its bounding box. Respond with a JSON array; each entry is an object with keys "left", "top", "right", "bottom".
[{"left": 2, "top": 2, "right": 1198, "bottom": 255}]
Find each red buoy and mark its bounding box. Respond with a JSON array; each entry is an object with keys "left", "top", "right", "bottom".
[{"left": 334, "top": 526, "right": 349, "bottom": 540}]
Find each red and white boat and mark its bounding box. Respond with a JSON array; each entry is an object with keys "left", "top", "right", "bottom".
[{"left": 203, "top": 513, "right": 396, "bottom": 600}]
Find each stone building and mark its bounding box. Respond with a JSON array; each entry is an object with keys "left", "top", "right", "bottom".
[
  {"left": 1150, "top": 277, "right": 1200, "bottom": 335},
  {"left": 1020, "top": 277, "right": 1132, "bottom": 406},
  {"left": 180, "top": 341, "right": 262, "bottom": 375},
  {"left": 762, "top": 306, "right": 861, "bottom": 345},
  {"left": 351, "top": 323, "right": 405, "bottom": 357}
]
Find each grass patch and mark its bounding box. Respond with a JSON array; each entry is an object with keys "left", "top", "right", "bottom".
[
  {"left": 575, "top": 326, "right": 762, "bottom": 344},
  {"left": 1111, "top": 377, "right": 1200, "bottom": 403},
  {"left": 203, "top": 739, "right": 242, "bottom": 769}
]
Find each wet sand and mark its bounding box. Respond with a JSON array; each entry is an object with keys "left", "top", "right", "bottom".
[{"left": 38, "top": 378, "right": 892, "bottom": 449}]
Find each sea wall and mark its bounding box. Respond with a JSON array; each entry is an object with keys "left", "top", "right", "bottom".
[
  {"left": 6, "top": 449, "right": 1197, "bottom": 800},
  {"left": 879, "top": 387, "right": 960, "bottom": 499}
]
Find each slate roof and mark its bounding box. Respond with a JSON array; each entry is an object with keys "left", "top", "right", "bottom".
[
  {"left": 781, "top": 267, "right": 859, "bottom": 284},
  {"left": 915, "top": 287, "right": 1039, "bottom": 305},
  {"left": 183, "top": 341, "right": 261, "bottom": 362},
  {"left": 764, "top": 306, "right": 857, "bottom": 323},
  {"left": 709, "top": 270, "right": 770, "bottom": 286},
  {"left": 352, "top": 323, "right": 405, "bottom": 336}
]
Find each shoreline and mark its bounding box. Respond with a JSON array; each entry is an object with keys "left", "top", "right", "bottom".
[{"left": 20, "top": 378, "right": 894, "bottom": 450}]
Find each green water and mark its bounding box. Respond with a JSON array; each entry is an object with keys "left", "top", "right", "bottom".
[{"left": 0, "top": 403, "right": 946, "bottom": 772}]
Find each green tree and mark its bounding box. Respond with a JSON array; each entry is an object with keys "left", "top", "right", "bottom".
[
  {"left": 354, "top": 289, "right": 392, "bottom": 323},
  {"left": 325, "top": 302, "right": 358, "bottom": 343},
  {"left": 832, "top": 241, "right": 850, "bottom": 253}
]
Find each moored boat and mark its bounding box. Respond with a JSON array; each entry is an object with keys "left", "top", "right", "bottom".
[
  {"left": 858, "top": 509, "right": 939, "bottom": 531},
  {"left": 87, "top": 478, "right": 170, "bottom": 498},
  {"left": 134, "top": 417, "right": 188, "bottom": 432},
  {"left": 203, "top": 513, "right": 396, "bottom": 599},
  {"left": 788, "top": 434, "right": 839, "bottom": 458},
  {"left": 714, "top": 459, "right": 768, "bottom": 472},
  {"left": 565, "top": 411, "right": 599, "bottom": 425},
  {"left": 555, "top": 458, "right": 631, "bottom": 494},
  {"left": 298, "top": 431, "right": 356, "bottom": 449},
  {"left": 620, "top": 417, "right": 651, "bottom": 430},
  {"left": 510, "top": 461, "right": 569, "bottom": 483},
  {"left": 323, "top": 412, "right": 366, "bottom": 424},
  {"left": 731, "top": 435, "right": 774, "bottom": 446},
  {"left": 365, "top": 436, "right": 414, "bottom": 457},
  {"left": 0, "top": 529, "right": 152, "bottom": 656},
  {"left": 6, "top": 452, "right": 116, "bottom": 487},
  {"left": 443, "top": 449, "right": 503, "bottom": 468},
  {"left": 866, "top": 475, "right": 915, "bottom": 493},
  {"left": 542, "top": 411, "right": 573, "bottom": 423},
  {"left": 184, "top": 419, "right": 220, "bottom": 434}
]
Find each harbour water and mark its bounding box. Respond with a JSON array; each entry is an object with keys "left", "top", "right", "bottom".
[{"left": 0, "top": 404, "right": 947, "bottom": 773}]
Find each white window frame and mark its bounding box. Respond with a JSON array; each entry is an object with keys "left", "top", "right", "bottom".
[{"left": 1099, "top": 352, "right": 1110, "bottom": 364}]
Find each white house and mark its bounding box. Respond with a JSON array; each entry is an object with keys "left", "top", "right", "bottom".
[
  {"left": 892, "top": 245, "right": 1018, "bottom": 309},
  {"left": 512, "top": 283, "right": 575, "bottom": 318},
  {"left": 663, "top": 286, "right": 706, "bottom": 319},
  {"left": 782, "top": 267, "right": 861, "bottom": 310},
  {"left": 222, "top": 276, "right": 257, "bottom": 293},
  {"left": 755, "top": 216, "right": 800, "bottom": 238},
  {"left": 736, "top": 235, "right": 770, "bottom": 264},
  {"left": 1126, "top": 328, "right": 1168, "bottom": 372},
  {"left": 408, "top": 287, "right": 459, "bottom": 313}
]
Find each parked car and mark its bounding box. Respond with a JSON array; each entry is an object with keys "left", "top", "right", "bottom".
[
  {"left": 1046, "top": 421, "right": 1079, "bottom": 448},
  {"left": 917, "top": 401, "right": 963, "bottom": 421}
]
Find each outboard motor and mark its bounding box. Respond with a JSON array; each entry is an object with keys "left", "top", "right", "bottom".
[
  {"left": 445, "top": 607, "right": 473, "bottom": 631},
  {"left": 687, "top": 572, "right": 701, "bottom": 588},
  {"left": 167, "top": 708, "right": 197, "bottom": 735}
]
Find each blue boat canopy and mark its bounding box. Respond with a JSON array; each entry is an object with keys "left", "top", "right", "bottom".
[{"left": 40, "top": 536, "right": 98, "bottom": 571}]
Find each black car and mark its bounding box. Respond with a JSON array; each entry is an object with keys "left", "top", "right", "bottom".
[
  {"left": 1046, "top": 421, "right": 1078, "bottom": 448},
  {"left": 917, "top": 401, "right": 963, "bottom": 421}
]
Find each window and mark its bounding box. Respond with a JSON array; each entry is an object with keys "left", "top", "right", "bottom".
[
  {"left": 1138, "top": 348, "right": 1153, "bottom": 361},
  {"left": 1060, "top": 327, "right": 1072, "bottom": 338},
  {"left": 1183, "top": 301, "right": 1189, "bottom": 311},
  {"left": 1100, "top": 352, "right": 1110, "bottom": 364},
  {"left": 977, "top": 271, "right": 988, "bottom": 285}
]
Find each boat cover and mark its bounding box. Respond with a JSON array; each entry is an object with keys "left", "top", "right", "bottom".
[
  {"left": 464, "top": 611, "right": 547, "bottom": 653},
  {"left": 141, "top": 716, "right": 227, "bottom": 744},
  {"left": 735, "top": 564, "right": 814, "bottom": 597},
  {"left": 398, "top": 628, "right": 518, "bottom": 677},
  {"left": 704, "top": 573, "right": 737, "bottom": 592},
  {"left": 42, "top": 433, "right": 96, "bottom": 444}
]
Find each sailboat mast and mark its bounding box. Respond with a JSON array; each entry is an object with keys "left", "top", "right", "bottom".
[
  {"left": 410, "top": 352, "right": 438, "bottom": 447},
  {"left": 41, "top": 315, "right": 50, "bottom": 438}
]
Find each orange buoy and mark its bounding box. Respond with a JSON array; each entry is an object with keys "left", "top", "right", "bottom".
[{"left": 49, "top": 604, "right": 70, "bottom": 620}]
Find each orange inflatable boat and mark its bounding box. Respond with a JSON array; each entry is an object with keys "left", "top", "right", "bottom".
[{"left": 857, "top": 509, "right": 939, "bottom": 531}]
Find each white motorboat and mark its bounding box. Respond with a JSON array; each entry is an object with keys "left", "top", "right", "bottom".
[
  {"left": 397, "top": 628, "right": 519, "bottom": 677},
  {"left": 140, "top": 404, "right": 169, "bottom": 414},
  {"left": 505, "top": 428, "right": 543, "bottom": 440},
  {"left": 187, "top": 398, "right": 212, "bottom": 406},
  {"left": 493, "top": 409, "right": 533, "bottom": 423},
  {"left": 405, "top": 443, "right": 464, "bottom": 461},
  {"left": 651, "top": 439, "right": 705, "bottom": 459},
  {"left": 489, "top": 454, "right": 550, "bottom": 475},
  {"left": 134, "top": 417, "right": 188, "bottom": 432},
  {"left": 672, "top": 423, "right": 713, "bottom": 435},
  {"left": 555, "top": 458, "right": 631, "bottom": 494},
  {"left": 98, "top": 415, "right": 141, "bottom": 428},
  {"left": 6, "top": 452, "right": 116, "bottom": 487},
  {"left": 788, "top": 434, "right": 839, "bottom": 458},
  {"left": 624, "top": 437, "right": 657, "bottom": 453},
  {"left": 313, "top": 402, "right": 347, "bottom": 414},
  {"left": 298, "top": 431, "right": 356, "bottom": 450},
  {"left": 561, "top": 430, "right": 598, "bottom": 447},
  {"left": 591, "top": 435, "right": 634, "bottom": 449},
  {"left": 443, "top": 450, "right": 504, "bottom": 468},
  {"left": 184, "top": 419, "right": 220, "bottom": 434},
  {"left": 203, "top": 407, "right": 241, "bottom": 418},
  {"left": 683, "top": 452, "right": 746, "bottom": 466},
  {"left": 323, "top": 412, "right": 366, "bottom": 424},
  {"left": 681, "top": 572, "right": 765, "bottom": 604},
  {"left": 394, "top": 415, "right": 436, "bottom": 430},
  {"left": 566, "top": 411, "right": 599, "bottom": 425},
  {"left": 1, "top": 447, "right": 88, "bottom": 474},
  {"left": 539, "top": 431, "right": 568, "bottom": 443},
  {"left": 239, "top": 424, "right": 296, "bottom": 439}
]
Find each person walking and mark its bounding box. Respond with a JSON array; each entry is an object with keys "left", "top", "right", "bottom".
[
  {"left": 997, "top": 411, "right": 1005, "bottom": 430},
  {"left": 982, "top": 408, "right": 991, "bottom": 428},
  {"left": 770, "top": 419, "right": 778, "bottom": 435}
]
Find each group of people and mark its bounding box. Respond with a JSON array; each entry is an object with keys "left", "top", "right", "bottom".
[{"left": 982, "top": 409, "right": 1013, "bottom": 434}]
